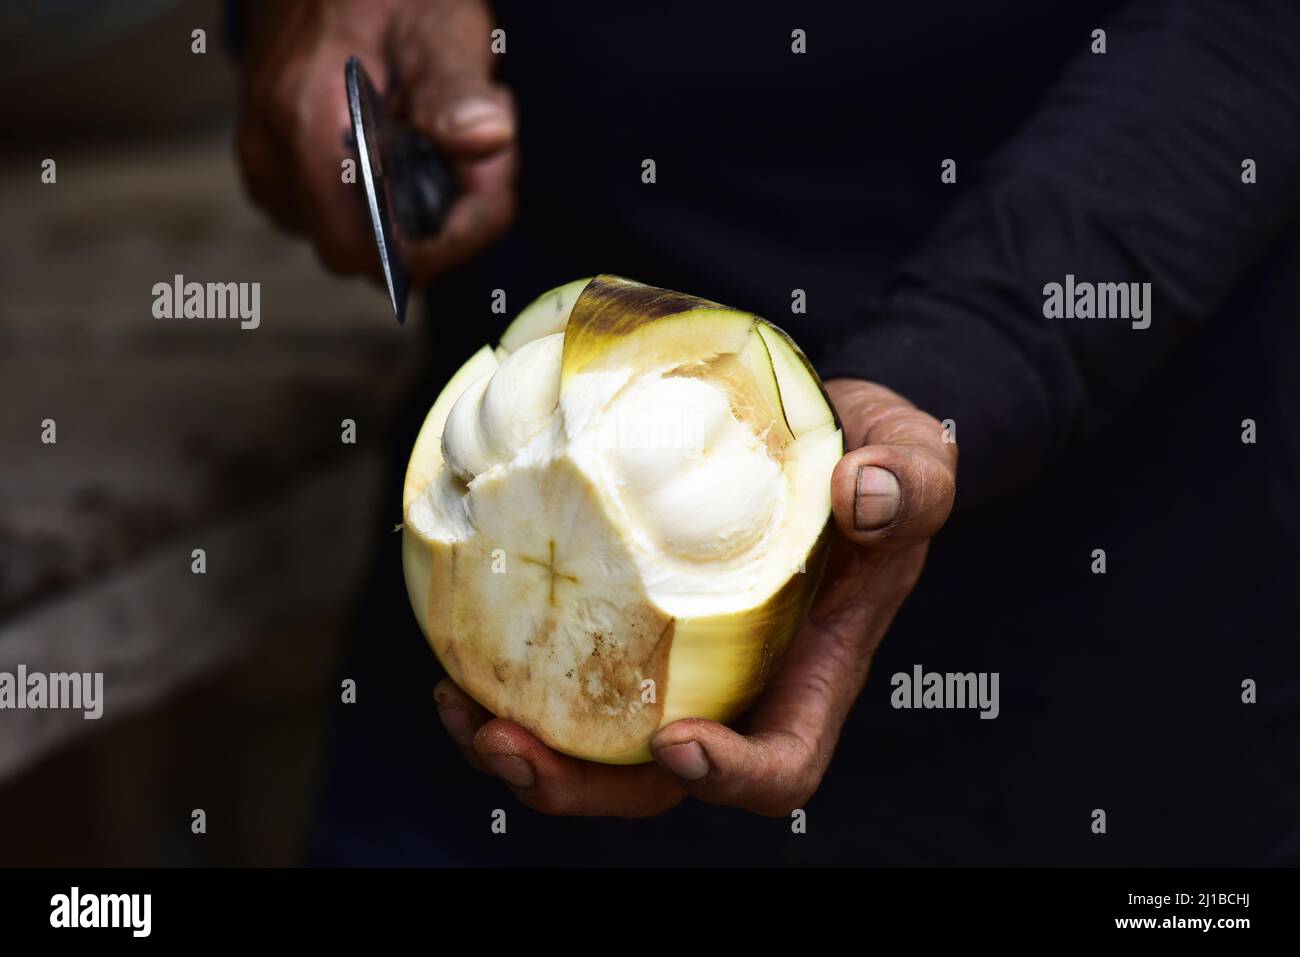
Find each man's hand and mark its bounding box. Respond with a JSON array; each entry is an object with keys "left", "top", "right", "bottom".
[
  {"left": 433, "top": 377, "right": 957, "bottom": 817},
  {"left": 235, "top": 0, "right": 516, "bottom": 285}
]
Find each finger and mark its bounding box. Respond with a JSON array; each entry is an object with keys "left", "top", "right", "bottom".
[
  {"left": 433, "top": 678, "right": 494, "bottom": 774},
  {"left": 415, "top": 85, "right": 515, "bottom": 159},
  {"left": 404, "top": 147, "right": 518, "bottom": 287},
  {"left": 650, "top": 720, "right": 820, "bottom": 817},
  {"left": 473, "top": 718, "right": 685, "bottom": 818},
  {"left": 831, "top": 443, "right": 955, "bottom": 549},
  {"left": 825, "top": 379, "right": 957, "bottom": 550},
  {"left": 235, "top": 115, "right": 306, "bottom": 237},
  {"left": 388, "top": 1, "right": 516, "bottom": 156},
  {"left": 295, "top": 143, "right": 382, "bottom": 279}
]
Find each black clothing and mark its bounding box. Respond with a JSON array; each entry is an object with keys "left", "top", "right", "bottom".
[{"left": 313, "top": 0, "right": 1300, "bottom": 865}]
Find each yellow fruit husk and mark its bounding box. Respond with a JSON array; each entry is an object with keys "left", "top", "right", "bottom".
[{"left": 402, "top": 276, "right": 843, "bottom": 763}]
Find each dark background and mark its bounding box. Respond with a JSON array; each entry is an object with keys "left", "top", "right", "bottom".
[{"left": 1, "top": 0, "right": 1297, "bottom": 866}]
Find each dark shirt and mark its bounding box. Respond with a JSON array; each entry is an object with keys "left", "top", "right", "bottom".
[{"left": 315, "top": 0, "right": 1300, "bottom": 865}]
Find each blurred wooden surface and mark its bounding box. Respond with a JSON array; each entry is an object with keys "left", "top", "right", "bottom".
[
  {"left": 0, "top": 613, "right": 347, "bottom": 866},
  {"left": 0, "top": 131, "right": 429, "bottom": 859}
]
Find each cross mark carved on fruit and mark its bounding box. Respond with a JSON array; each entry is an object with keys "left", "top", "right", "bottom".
[{"left": 519, "top": 539, "right": 578, "bottom": 606}]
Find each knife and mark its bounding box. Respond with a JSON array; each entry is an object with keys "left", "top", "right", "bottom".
[{"left": 345, "top": 56, "right": 458, "bottom": 324}]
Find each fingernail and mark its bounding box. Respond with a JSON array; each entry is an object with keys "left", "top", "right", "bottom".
[
  {"left": 436, "top": 703, "right": 477, "bottom": 750},
  {"left": 483, "top": 753, "right": 535, "bottom": 789},
  {"left": 441, "top": 97, "right": 508, "bottom": 134},
  {"left": 654, "top": 741, "right": 710, "bottom": 781},
  {"left": 854, "top": 465, "right": 901, "bottom": 530}
]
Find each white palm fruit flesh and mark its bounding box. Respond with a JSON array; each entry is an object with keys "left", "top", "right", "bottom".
[{"left": 401, "top": 276, "right": 844, "bottom": 764}]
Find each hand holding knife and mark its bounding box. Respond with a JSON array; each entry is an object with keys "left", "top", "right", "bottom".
[{"left": 345, "top": 56, "right": 458, "bottom": 324}]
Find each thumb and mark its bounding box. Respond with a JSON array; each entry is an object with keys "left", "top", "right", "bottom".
[
  {"left": 387, "top": 0, "right": 515, "bottom": 155},
  {"left": 825, "top": 379, "right": 957, "bottom": 550}
]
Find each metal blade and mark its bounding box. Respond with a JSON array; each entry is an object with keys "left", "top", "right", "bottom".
[{"left": 345, "top": 56, "right": 408, "bottom": 324}]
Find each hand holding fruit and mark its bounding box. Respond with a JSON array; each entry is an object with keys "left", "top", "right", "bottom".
[{"left": 412, "top": 279, "right": 957, "bottom": 816}]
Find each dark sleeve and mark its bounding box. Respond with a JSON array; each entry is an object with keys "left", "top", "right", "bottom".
[{"left": 815, "top": 0, "right": 1300, "bottom": 510}]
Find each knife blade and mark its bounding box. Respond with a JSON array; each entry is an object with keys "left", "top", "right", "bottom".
[{"left": 345, "top": 56, "right": 458, "bottom": 324}]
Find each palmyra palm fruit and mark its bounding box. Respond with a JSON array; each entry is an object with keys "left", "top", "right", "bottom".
[{"left": 402, "top": 276, "right": 843, "bottom": 763}]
